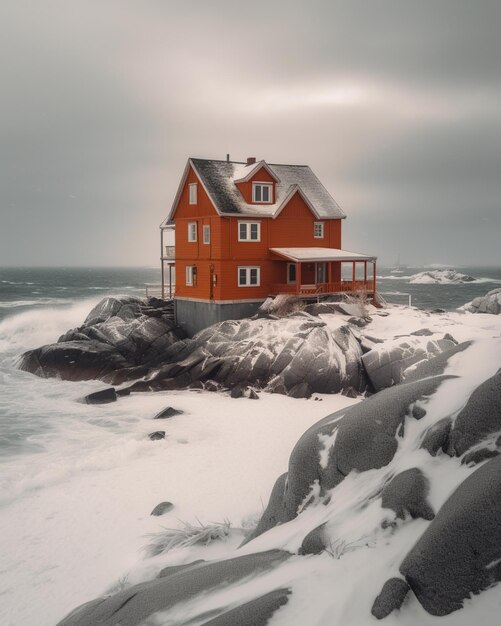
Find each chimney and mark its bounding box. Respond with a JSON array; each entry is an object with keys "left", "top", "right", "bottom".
[
  {"left": 226, "top": 153, "right": 230, "bottom": 162},
  {"left": 246, "top": 157, "right": 256, "bottom": 166}
]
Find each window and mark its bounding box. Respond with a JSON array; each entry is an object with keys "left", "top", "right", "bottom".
[
  {"left": 203, "top": 224, "right": 211, "bottom": 244},
  {"left": 238, "top": 266, "right": 260, "bottom": 287},
  {"left": 252, "top": 182, "right": 272, "bottom": 203},
  {"left": 287, "top": 263, "right": 296, "bottom": 284},
  {"left": 314, "top": 222, "right": 324, "bottom": 239},
  {"left": 186, "top": 266, "right": 194, "bottom": 286},
  {"left": 188, "top": 221, "right": 197, "bottom": 242},
  {"left": 238, "top": 221, "right": 261, "bottom": 242},
  {"left": 189, "top": 183, "right": 197, "bottom": 205}
]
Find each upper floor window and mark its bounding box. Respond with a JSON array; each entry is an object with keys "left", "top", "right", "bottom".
[
  {"left": 186, "top": 266, "right": 194, "bottom": 286},
  {"left": 203, "top": 224, "right": 210, "bottom": 244},
  {"left": 238, "top": 221, "right": 261, "bottom": 242},
  {"left": 238, "top": 266, "right": 260, "bottom": 287},
  {"left": 252, "top": 182, "right": 272, "bottom": 203},
  {"left": 314, "top": 222, "right": 324, "bottom": 239},
  {"left": 188, "top": 221, "right": 197, "bottom": 242},
  {"left": 189, "top": 183, "right": 197, "bottom": 205}
]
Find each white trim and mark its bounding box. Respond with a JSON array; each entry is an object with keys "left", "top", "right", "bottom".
[
  {"left": 252, "top": 181, "right": 273, "bottom": 204},
  {"left": 314, "top": 221, "right": 325, "bottom": 239},
  {"left": 189, "top": 183, "right": 197, "bottom": 205},
  {"left": 202, "top": 224, "right": 211, "bottom": 244},
  {"left": 238, "top": 220, "right": 261, "bottom": 242},
  {"left": 287, "top": 263, "right": 297, "bottom": 284},
  {"left": 164, "top": 159, "right": 220, "bottom": 223},
  {"left": 238, "top": 266, "right": 261, "bottom": 287},
  {"left": 188, "top": 221, "right": 197, "bottom": 242},
  {"left": 185, "top": 266, "right": 194, "bottom": 286}
]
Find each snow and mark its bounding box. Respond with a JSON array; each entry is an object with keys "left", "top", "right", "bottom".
[{"left": 2, "top": 303, "right": 501, "bottom": 625}]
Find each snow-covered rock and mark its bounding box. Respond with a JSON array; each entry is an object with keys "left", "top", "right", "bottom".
[
  {"left": 361, "top": 333, "right": 458, "bottom": 391},
  {"left": 17, "top": 296, "right": 182, "bottom": 384},
  {"left": 137, "top": 312, "right": 367, "bottom": 396},
  {"left": 409, "top": 269, "right": 476, "bottom": 284},
  {"left": 463, "top": 288, "right": 501, "bottom": 314},
  {"left": 56, "top": 337, "right": 501, "bottom": 624}
]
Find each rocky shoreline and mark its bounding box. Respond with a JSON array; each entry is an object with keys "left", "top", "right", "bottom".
[
  {"left": 15, "top": 294, "right": 501, "bottom": 624},
  {"left": 18, "top": 295, "right": 463, "bottom": 400}
]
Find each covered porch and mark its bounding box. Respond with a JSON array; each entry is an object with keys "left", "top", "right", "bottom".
[{"left": 269, "top": 247, "right": 377, "bottom": 299}]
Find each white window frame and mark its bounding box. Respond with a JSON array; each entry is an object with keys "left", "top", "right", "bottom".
[
  {"left": 203, "top": 224, "right": 210, "bottom": 244},
  {"left": 287, "top": 263, "right": 297, "bottom": 284},
  {"left": 186, "top": 266, "right": 194, "bottom": 286},
  {"left": 314, "top": 221, "right": 325, "bottom": 239},
  {"left": 188, "top": 221, "right": 197, "bottom": 242},
  {"left": 238, "top": 266, "right": 261, "bottom": 287},
  {"left": 252, "top": 182, "right": 273, "bottom": 203},
  {"left": 189, "top": 183, "right": 197, "bottom": 205},
  {"left": 238, "top": 220, "right": 261, "bottom": 242}
]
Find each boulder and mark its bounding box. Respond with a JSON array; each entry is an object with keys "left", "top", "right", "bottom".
[
  {"left": 362, "top": 334, "right": 458, "bottom": 391},
  {"left": 463, "top": 288, "right": 501, "bottom": 314},
  {"left": 17, "top": 296, "right": 183, "bottom": 384},
  {"left": 448, "top": 369, "right": 501, "bottom": 456},
  {"left": 148, "top": 431, "right": 166, "bottom": 441},
  {"left": 371, "top": 578, "right": 410, "bottom": 619},
  {"left": 398, "top": 454, "right": 501, "bottom": 616},
  {"left": 150, "top": 501, "right": 174, "bottom": 516},
  {"left": 420, "top": 418, "right": 452, "bottom": 456},
  {"left": 56, "top": 550, "right": 291, "bottom": 626},
  {"left": 80, "top": 387, "right": 117, "bottom": 404},
  {"left": 154, "top": 407, "right": 184, "bottom": 420},
  {"left": 381, "top": 468, "right": 435, "bottom": 520},
  {"left": 249, "top": 376, "right": 450, "bottom": 540}
]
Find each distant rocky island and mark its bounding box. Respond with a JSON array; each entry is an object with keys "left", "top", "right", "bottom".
[{"left": 408, "top": 269, "right": 476, "bottom": 284}]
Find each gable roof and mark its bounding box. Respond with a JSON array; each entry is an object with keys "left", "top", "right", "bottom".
[{"left": 163, "top": 158, "right": 346, "bottom": 225}]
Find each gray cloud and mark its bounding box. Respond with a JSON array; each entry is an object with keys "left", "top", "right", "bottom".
[{"left": 0, "top": 0, "right": 499, "bottom": 266}]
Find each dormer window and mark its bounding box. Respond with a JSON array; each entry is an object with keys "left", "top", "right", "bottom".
[
  {"left": 252, "top": 182, "right": 273, "bottom": 203},
  {"left": 189, "top": 183, "right": 197, "bottom": 205}
]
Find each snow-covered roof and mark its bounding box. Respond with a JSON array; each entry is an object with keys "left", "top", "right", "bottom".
[
  {"left": 164, "top": 158, "right": 346, "bottom": 224},
  {"left": 270, "top": 247, "right": 377, "bottom": 262}
]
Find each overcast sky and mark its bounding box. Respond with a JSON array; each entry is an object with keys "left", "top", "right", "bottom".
[{"left": 1, "top": 0, "right": 500, "bottom": 267}]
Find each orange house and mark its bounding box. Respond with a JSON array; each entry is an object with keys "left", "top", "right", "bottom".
[{"left": 160, "top": 157, "right": 377, "bottom": 334}]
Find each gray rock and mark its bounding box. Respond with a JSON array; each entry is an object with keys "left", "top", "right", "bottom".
[
  {"left": 461, "top": 447, "right": 499, "bottom": 466},
  {"left": 56, "top": 550, "right": 291, "bottom": 626},
  {"left": 371, "top": 578, "right": 410, "bottom": 619},
  {"left": 420, "top": 418, "right": 452, "bottom": 456},
  {"left": 448, "top": 369, "right": 501, "bottom": 456},
  {"left": 80, "top": 387, "right": 117, "bottom": 404},
  {"left": 250, "top": 376, "right": 450, "bottom": 540},
  {"left": 158, "top": 560, "right": 204, "bottom": 578},
  {"left": 404, "top": 341, "right": 471, "bottom": 382},
  {"left": 362, "top": 335, "right": 457, "bottom": 391},
  {"left": 399, "top": 454, "right": 501, "bottom": 616},
  {"left": 287, "top": 382, "right": 312, "bottom": 398},
  {"left": 381, "top": 468, "right": 435, "bottom": 520},
  {"left": 463, "top": 288, "right": 501, "bottom": 314},
  {"left": 202, "top": 587, "right": 291, "bottom": 625},
  {"left": 154, "top": 407, "right": 184, "bottom": 420},
  {"left": 298, "top": 524, "right": 326, "bottom": 555},
  {"left": 150, "top": 501, "right": 174, "bottom": 516},
  {"left": 148, "top": 431, "right": 165, "bottom": 441}
]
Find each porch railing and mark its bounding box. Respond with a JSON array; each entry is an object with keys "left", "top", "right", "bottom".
[{"left": 270, "top": 280, "right": 373, "bottom": 296}]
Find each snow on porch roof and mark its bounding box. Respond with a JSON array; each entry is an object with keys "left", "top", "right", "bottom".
[{"left": 270, "top": 247, "right": 377, "bottom": 262}]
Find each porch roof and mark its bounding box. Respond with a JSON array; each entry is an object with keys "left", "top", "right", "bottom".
[{"left": 270, "top": 247, "right": 377, "bottom": 263}]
